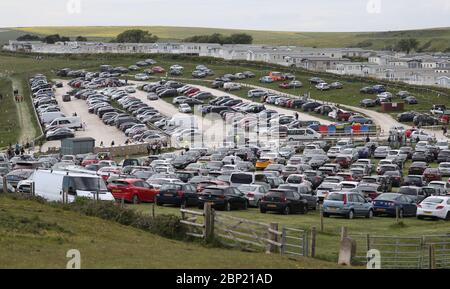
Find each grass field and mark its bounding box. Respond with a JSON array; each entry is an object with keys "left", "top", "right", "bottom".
[
  {"left": 0, "top": 78, "right": 20, "bottom": 147},
  {"left": 0, "top": 195, "right": 343, "bottom": 268},
  {"left": 12, "top": 26, "right": 450, "bottom": 52}
]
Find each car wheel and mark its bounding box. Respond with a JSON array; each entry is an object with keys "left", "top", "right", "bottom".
[
  {"left": 132, "top": 195, "right": 140, "bottom": 205},
  {"left": 243, "top": 201, "right": 248, "bottom": 210},
  {"left": 366, "top": 209, "right": 374, "bottom": 219},
  {"left": 323, "top": 212, "right": 330, "bottom": 218},
  {"left": 260, "top": 208, "right": 267, "bottom": 213},
  {"left": 302, "top": 205, "right": 308, "bottom": 215},
  {"left": 347, "top": 209, "right": 355, "bottom": 219},
  {"left": 283, "top": 206, "right": 291, "bottom": 215},
  {"left": 445, "top": 212, "right": 450, "bottom": 220},
  {"left": 417, "top": 215, "right": 424, "bottom": 220},
  {"left": 256, "top": 200, "right": 261, "bottom": 208}
]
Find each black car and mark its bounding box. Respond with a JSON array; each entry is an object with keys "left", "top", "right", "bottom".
[
  {"left": 408, "top": 162, "right": 428, "bottom": 175},
  {"left": 402, "top": 175, "right": 426, "bottom": 187},
  {"left": 413, "top": 114, "right": 439, "bottom": 126},
  {"left": 155, "top": 183, "right": 198, "bottom": 207},
  {"left": 437, "top": 149, "right": 450, "bottom": 163},
  {"left": 398, "top": 186, "right": 427, "bottom": 203},
  {"left": 360, "top": 99, "right": 376, "bottom": 107},
  {"left": 383, "top": 171, "right": 403, "bottom": 187},
  {"left": 260, "top": 189, "right": 308, "bottom": 215},
  {"left": 302, "top": 102, "right": 322, "bottom": 112},
  {"left": 397, "top": 111, "right": 418, "bottom": 122},
  {"left": 197, "top": 186, "right": 248, "bottom": 211}
]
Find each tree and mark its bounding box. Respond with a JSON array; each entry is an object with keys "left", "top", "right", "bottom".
[
  {"left": 396, "top": 38, "right": 419, "bottom": 54},
  {"left": 43, "top": 34, "right": 70, "bottom": 44},
  {"left": 183, "top": 33, "right": 253, "bottom": 44},
  {"left": 75, "top": 36, "right": 88, "bottom": 42},
  {"left": 16, "top": 34, "right": 42, "bottom": 41},
  {"left": 229, "top": 33, "right": 253, "bottom": 44},
  {"left": 115, "top": 29, "right": 158, "bottom": 43}
]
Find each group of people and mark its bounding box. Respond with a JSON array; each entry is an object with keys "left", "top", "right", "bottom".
[
  {"left": 14, "top": 95, "right": 24, "bottom": 102},
  {"left": 6, "top": 142, "right": 30, "bottom": 158},
  {"left": 147, "top": 141, "right": 163, "bottom": 155}
]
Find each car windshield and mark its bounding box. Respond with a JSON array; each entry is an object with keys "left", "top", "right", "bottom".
[
  {"left": 70, "top": 177, "right": 107, "bottom": 191},
  {"left": 161, "top": 184, "right": 182, "bottom": 191}
]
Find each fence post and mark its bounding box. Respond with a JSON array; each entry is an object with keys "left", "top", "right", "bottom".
[
  {"left": 319, "top": 204, "right": 324, "bottom": 232},
  {"left": 340, "top": 226, "right": 348, "bottom": 242},
  {"left": 311, "top": 226, "right": 317, "bottom": 258},
  {"left": 280, "top": 226, "right": 287, "bottom": 256},
  {"left": 204, "top": 203, "right": 213, "bottom": 241},
  {"left": 30, "top": 181, "right": 35, "bottom": 197},
  {"left": 2, "top": 176, "right": 8, "bottom": 193},
  {"left": 152, "top": 202, "right": 155, "bottom": 218},
  {"left": 429, "top": 244, "right": 436, "bottom": 269},
  {"left": 266, "top": 222, "right": 279, "bottom": 254},
  {"left": 366, "top": 234, "right": 371, "bottom": 252},
  {"left": 396, "top": 206, "right": 400, "bottom": 223},
  {"left": 121, "top": 196, "right": 124, "bottom": 209}
]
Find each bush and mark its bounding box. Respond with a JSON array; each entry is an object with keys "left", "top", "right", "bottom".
[{"left": 149, "top": 214, "right": 186, "bottom": 240}]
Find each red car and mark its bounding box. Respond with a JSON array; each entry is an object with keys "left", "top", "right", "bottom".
[
  {"left": 107, "top": 178, "right": 159, "bottom": 204},
  {"left": 423, "top": 168, "right": 442, "bottom": 182},
  {"left": 152, "top": 66, "right": 166, "bottom": 73},
  {"left": 81, "top": 155, "right": 99, "bottom": 167},
  {"left": 278, "top": 83, "right": 291, "bottom": 89},
  {"left": 336, "top": 172, "right": 354, "bottom": 182},
  {"left": 185, "top": 88, "right": 200, "bottom": 96},
  {"left": 337, "top": 110, "right": 352, "bottom": 121}
]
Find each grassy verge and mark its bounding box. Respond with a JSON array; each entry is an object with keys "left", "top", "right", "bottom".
[
  {"left": 0, "top": 194, "right": 342, "bottom": 268},
  {"left": 0, "top": 77, "right": 20, "bottom": 147}
]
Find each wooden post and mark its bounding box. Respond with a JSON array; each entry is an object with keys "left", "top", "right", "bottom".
[
  {"left": 2, "top": 176, "right": 8, "bottom": 193},
  {"left": 204, "top": 203, "right": 212, "bottom": 240},
  {"left": 319, "top": 204, "right": 324, "bottom": 232},
  {"left": 152, "top": 202, "right": 155, "bottom": 218},
  {"left": 429, "top": 244, "right": 436, "bottom": 269},
  {"left": 30, "top": 181, "right": 35, "bottom": 197},
  {"left": 267, "top": 222, "right": 279, "bottom": 254},
  {"left": 366, "top": 234, "right": 371, "bottom": 252},
  {"left": 340, "top": 226, "right": 348, "bottom": 241},
  {"left": 311, "top": 226, "right": 317, "bottom": 258},
  {"left": 280, "top": 226, "right": 287, "bottom": 255},
  {"left": 396, "top": 206, "right": 399, "bottom": 223},
  {"left": 121, "top": 197, "right": 124, "bottom": 209}
]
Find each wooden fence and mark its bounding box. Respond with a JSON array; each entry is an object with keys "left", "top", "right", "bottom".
[{"left": 179, "top": 204, "right": 308, "bottom": 257}]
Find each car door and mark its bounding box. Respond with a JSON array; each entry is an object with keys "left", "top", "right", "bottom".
[
  {"left": 140, "top": 181, "right": 157, "bottom": 202},
  {"left": 351, "top": 194, "right": 364, "bottom": 216}
]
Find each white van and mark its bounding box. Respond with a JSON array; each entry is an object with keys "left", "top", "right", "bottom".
[
  {"left": 168, "top": 115, "right": 198, "bottom": 129},
  {"left": 31, "top": 170, "right": 114, "bottom": 203},
  {"left": 287, "top": 128, "right": 322, "bottom": 141},
  {"left": 40, "top": 112, "right": 66, "bottom": 125},
  {"left": 230, "top": 172, "right": 268, "bottom": 187},
  {"left": 223, "top": 82, "right": 241, "bottom": 91},
  {"left": 45, "top": 117, "right": 82, "bottom": 131}
]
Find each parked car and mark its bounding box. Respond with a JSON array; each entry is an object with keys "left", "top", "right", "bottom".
[
  {"left": 197, "top": 186, "right": 248, "bottom": 211},
  {"left": 260, "top": 189, "right": 308, "bottom": 215},
  {"left": 155, "top": 183, "right": 198, "bottom": 207},
  {"left": 107, "top": 179, "right": 158, "bottom": 204},
  {"left": 373, "top": 193, "right": 417, "bottom": 217},
  {"left": 416, "top": 196, "right": 450, "bottom": 220},
  {"left": 322, "top": 192, "right": 374, "bottom": 219}
]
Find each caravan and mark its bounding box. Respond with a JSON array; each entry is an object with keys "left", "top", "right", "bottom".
[
  {"left": 45, "top": 117, "right": 82, "bottom": 131},
  {"left": 31, "top": 170, "right": 114, "bottom": 203}
]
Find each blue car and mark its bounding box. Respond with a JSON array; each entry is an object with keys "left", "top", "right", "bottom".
[
  {"left": 372, "top": 85, "right": 386, "bottom": 93},
  {"left": 356, "top": 146, "right": 371, "bottom": 158},
  {"left": 259, "top": 76, "right": 274, "bottom": 83},
  {"left": 323, "top": 191, "right": 374, "bottom": 219},
  {"left": 373, "top": 193, "right": 417, "bottom": 217}
]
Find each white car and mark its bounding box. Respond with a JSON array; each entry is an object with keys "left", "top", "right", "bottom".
[
  {"left": 410, "top": 130, "right": 436, "bottom": 142},
  {"left": 438, "top": 162, "right": 450, "bottom": 177},
  {"left": 417, "top": 196, "right": 450, "bottom": 220},
  {"left": 125, "top": 87, "right": 136, "bottom": 93},
  {"left": 248, "top": 89, "right": 267, "bottom": 98},
  {"left": 436, "top": 139, "right": 449, "bottom": 150},
  {"left": 135, "top": 73, "right": 150, "bottom": 81},
  {"left": 327, "top": 146, "right": 342, "bottom": 158},
  {"left": 179, "top": 103, "right": 192, "bottom": 113},
  {"left": 223, "top": 82, "right": 241, "bottom": 91},
  {"left": 315, "top": 82, "right": 330, "bottom": 90}
]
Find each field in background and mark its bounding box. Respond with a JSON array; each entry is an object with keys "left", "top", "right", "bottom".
[
  {"left": 14, "top": 26, "right": 450, "bottom": 51},
  {"left": 0, "top": 78, "right": 20, "bottom": 147}
]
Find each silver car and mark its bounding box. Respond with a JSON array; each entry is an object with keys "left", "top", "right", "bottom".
[{"left": 238, "top": 184, "right": 269, "bottom": 207}]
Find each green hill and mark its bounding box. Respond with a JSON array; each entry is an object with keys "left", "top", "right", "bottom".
[
  {"left": 0, "top": 195, "right": 342, "bottom": 269},
  {"left": 11, "top": 25, "right": 450, "bottom": 51}
]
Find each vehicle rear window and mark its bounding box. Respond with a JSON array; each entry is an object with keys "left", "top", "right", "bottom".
[
  {"left": 399, "top": 187, "right": 418, "bottom": 195},
  {"left": 424, "top": 198, "right": 444, "bottom": 204},
  {"left": 203, "top": 188, "right": 225, "bottom": 195},
  {"left": 376, "top": 193, "right": 398, "bottom": 201},
  {"left": 161, "top": 184, "right": 182, "bottom": 191},
  {"left": 231, "top": 173, "right": 252, "bottom": 184},
  {"left": 110, "top": 181, "right": 130, "bottom": 187},
  {"left": 327, "top": 193, "right": 344, "bottom": 201}
]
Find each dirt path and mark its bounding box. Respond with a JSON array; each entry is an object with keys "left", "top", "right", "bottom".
[{"left": 10, "top": 77, "right": 38, "bottom": 145}]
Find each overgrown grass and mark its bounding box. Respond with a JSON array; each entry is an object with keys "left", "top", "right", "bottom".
[
  {"left": 0, "top": 194, "right": 342, "bottom": 268},
  {"left": 0, "top": 77, "right": 20, "bottom": 147}
]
